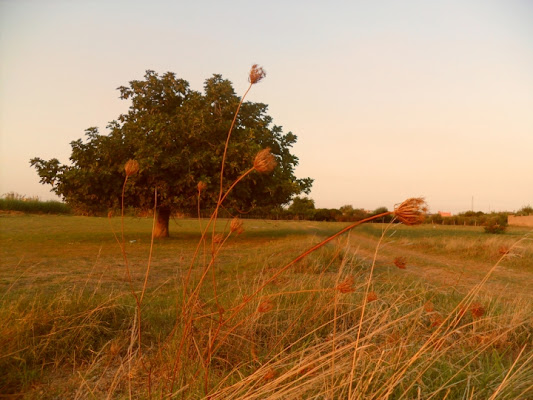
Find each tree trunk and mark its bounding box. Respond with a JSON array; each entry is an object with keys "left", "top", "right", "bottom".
[{"left": 153, "top": 206, "right": 170, "bottom": 238}]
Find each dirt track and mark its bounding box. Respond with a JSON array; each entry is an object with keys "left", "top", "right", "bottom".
[{"left": 344, "top": 232, "right": 533, "bottom": 300}]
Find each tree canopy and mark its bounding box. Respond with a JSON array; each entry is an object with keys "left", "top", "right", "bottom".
[
  {"left": 287, "top": 196, "right": 315, "bottom": 219},
  {"left": 31, "top": 70, "right": 312, "bottom": 235}
]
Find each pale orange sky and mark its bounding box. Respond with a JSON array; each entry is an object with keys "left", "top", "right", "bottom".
[{"left": 1, "top": 0, "right": 532, "bottom": 213}]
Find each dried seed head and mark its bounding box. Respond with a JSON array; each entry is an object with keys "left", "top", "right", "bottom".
[
  {"left": 393, "top": 197, "right": 428, "bottom": 225},
  {"left": 124, "top": 159, "right": 139, "bottom": 176},
  {"left": 430, "top": 313, "right": 444, "bottom": 328},
  {"left": 264, "top": 368, "right": 276, "bottom": 381},
  {"left": 197, "top": 181, "right": 207, "bottom": 193},
  {"left": 249, "top": 64, "right": 266, "bottom": 84},
  {"left": 336, "top": 276, "right": 355, "bottom": 294},
  {"left": 470, "top": 302, "right": 485, "bottom": 319},
  {"left": 230, "top": 217, "right": 244, "bottom": 234},
  {"left": 254, "top": 148, "right": 277, "bottom": 174},
  {"left": 424, "top": 301, "right": 434, "bottom": 313},
  {"left": 107, "top": 210, "right": 114, "bottom": 218},
  {"left": 367, "top": 291, "right": 378, "bottom": 302},
  {"left": 257, "top": 299, "right": 274, "bottom": 313},
  {"left": 213, "top": 233, "right": 224, "bottom": 244},
  {"left": 394, "top": 256, "right": 407, "bottom": 269}
]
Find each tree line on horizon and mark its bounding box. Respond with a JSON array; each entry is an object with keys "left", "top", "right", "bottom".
[
  {"left": 2, "top": 191, "right": 531, "bottom": 230},
  {"left": 274, "top": 197, "right": 532, "bottom": 227}
]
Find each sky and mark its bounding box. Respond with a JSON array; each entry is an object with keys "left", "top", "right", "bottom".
[{"left": 1, "top": 0, "right": 532, "bottom": 214}]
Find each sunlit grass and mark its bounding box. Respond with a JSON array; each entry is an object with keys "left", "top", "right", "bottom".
[{"left": 1, "top": 216, "right": 532, "bottom": 398}]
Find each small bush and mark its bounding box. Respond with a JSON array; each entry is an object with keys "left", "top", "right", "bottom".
[
  {"left": 484, "top": 217, "right": 507, "bottom": 234},
  {"left": 516, "top": 204, "right": 533, "bottom": 216}
]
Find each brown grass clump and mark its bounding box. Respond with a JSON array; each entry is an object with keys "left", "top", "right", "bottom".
[
  {"left": 124, "top": 159, "right": 139, "bottom": 176},
  {"left": 335, "top": 276, "right": 355, "bottom": 293},
  {"left": 393, "top": 197, "right": 428, "bottom": 225},
  {"left": 249, "top": 64, "right": 266, "bottom": 84},
  {"left": 254, "top": 148, "right": 277, "bottom": 174},
  {"left": 470, "top": 302, "right": 485, "bottom": 318},
  {"left": 394, "top": 256, "right": 407, "bottom": 269}
]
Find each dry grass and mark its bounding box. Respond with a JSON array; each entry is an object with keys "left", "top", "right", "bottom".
[
  {"left": 2, "top": 65, "right": 532, "bottom": 399},
  {"left": 1, "top": 218, "right": 532, "bottom": 399}
]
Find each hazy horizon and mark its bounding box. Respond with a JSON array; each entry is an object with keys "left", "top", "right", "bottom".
[{"left": 1, "top": 0, "right": 532, "bottom": 214}]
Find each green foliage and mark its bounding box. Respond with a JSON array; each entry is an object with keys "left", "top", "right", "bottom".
[
  {"left": 0, "top": 192, "right": 70, "bottom": 214},
  {"left": 371, "top": 206, "right": 393, "bottom": 223},
  {"left": 372, "top": 206, "right": 388, "bottom": 215},
  {"left": 339, "top": 204, "right": 354, "bottom": 216},
  {"left": 30, "top": 70, "right": 312, "bottom": 216},
  {"left": 429, "top": 213, "right": 444, "bottom": 224},
  {"left": 338, "top": 204, "right": 368, "bottom": 222},
  {"left": 484, "top": 217, "right": 507, "bottom": 234},
  {"left": 462, "top": 211, "right": 485, "bottom": 218},
  {"left": 312, "top": 208, "right": 342, "bottom": 221},
  {"left": 516, "top": 204, "right": 533, "bottom": 216},
  {"left": 428, "top": 211, "right": 512, "bottom": 228},
  {"left": 287, "top": 196, "right": 315, "bottom": 219}
]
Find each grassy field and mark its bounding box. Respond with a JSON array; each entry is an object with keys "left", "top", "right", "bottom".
[{"left": 1, "top": 214, "right": 532, "bottom": 399}]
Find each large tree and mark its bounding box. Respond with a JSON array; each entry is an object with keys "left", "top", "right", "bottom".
[{"left": 31, "top": 69, "right": 312, "bottom": 236}]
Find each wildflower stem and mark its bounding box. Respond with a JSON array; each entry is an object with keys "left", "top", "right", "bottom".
[
  {"left": 140, "top": 187, "right": 157, "bottom": 304},
  {"left": 349, "top": 220, "right": 393, "bottom": 398}
]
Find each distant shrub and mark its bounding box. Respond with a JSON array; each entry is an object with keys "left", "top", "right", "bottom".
[
  {"left": 287, "top": 196, "right": 315, "bottom": 220},
  {"left": 370, "top": 206, "right": 394, "bottom": 223},
  {"left": 428, "top": 211, "right": 512, "bottom": 227},
  {"left": 0, "top": 193, "right": 71, "bottom": 214},
  {"left": 484, "top": 217, "right": 507, "bottom": 234},
  {"left": 516, "top": 205, "right": 533, "bottom": 216},
  {"left": 312, "top": 208, "right": 341, "bottom": 221}
]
